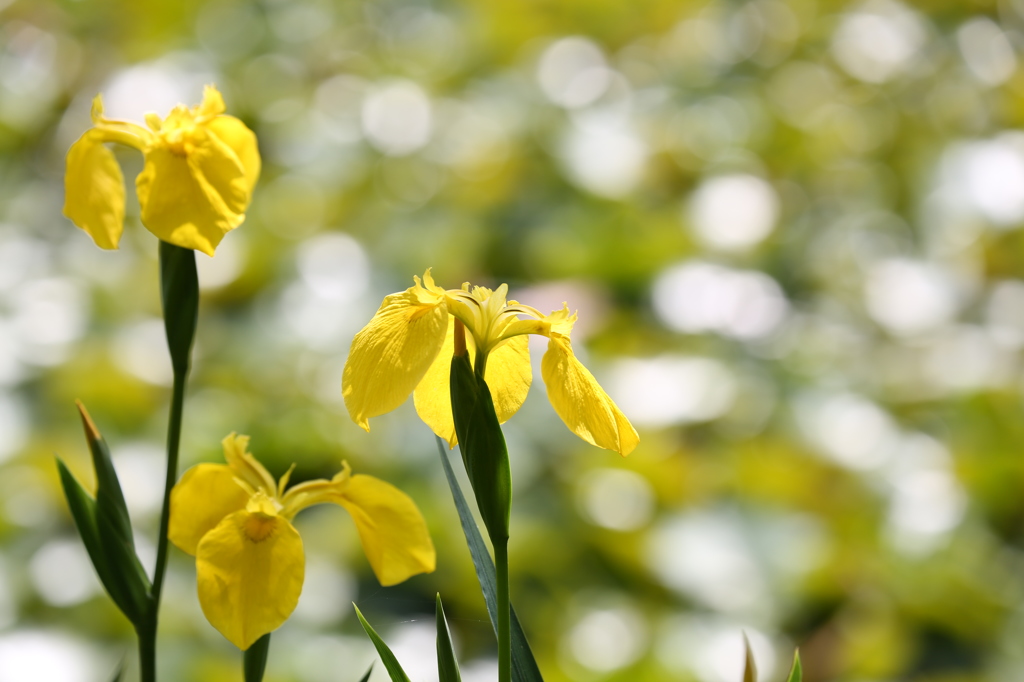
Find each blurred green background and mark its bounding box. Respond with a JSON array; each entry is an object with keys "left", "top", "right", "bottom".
[{"left": 2, "top": 0, "right": 1024, "bottom": 680}]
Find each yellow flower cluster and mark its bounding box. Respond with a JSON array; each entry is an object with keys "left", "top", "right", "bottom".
[
  {"left": 169, "top": 434, "right": 435, "bottom": 650},
  {"left": 63, "top": 85, "right": 259, "bottom": 256},
  {"left": 343, "top": 270, "right": 639, "bottom": 456}
]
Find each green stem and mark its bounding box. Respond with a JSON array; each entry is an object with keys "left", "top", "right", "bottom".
[
  {"left": 137, "top": 623, "right": 155, "bottom": 682},
  {"left": 138, "top": 242, "right": 199, "bottom": 682},
  {"left": 495, "top": 539, "right": 511, "bottom": 682},
  {"left": 150, "top": 368, "right": 187, "bottom": 601},
  {"left": 244, "top": 634, "right": 272, "bottom": 682}
]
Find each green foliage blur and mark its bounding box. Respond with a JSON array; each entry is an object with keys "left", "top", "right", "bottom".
[{"left": 1, "top": 0, "right": 1024, "bottom": 680}]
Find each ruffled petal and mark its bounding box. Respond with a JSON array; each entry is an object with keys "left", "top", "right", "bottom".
[
  {"left": 63, "top": 129, "right": 126, "bottom": 250},
  {"left": 414, "top": 323, "right": 531, "bottom": 447},
  {"left": 135, "top": 144, "right": 244, "bottom": 256},
  {"left": 168, "top": 463, "right": 250, "bottom": 556},
  {"left": 195, "top": 510, "right": 304, "bottom": 650},
  {"left": 342, "top": 284, "right": 448, "bottom": 430},
  {"left": 204, "top": 115, "right": 260, "bottom": 196},
  {"left": 541, "top": 334, "right": 639, "bottom": 456},
  {"left": 335, "top": 474, "right": 436, "bottom": 586},
  {"left": 187, "top": 126, "right": 249, "bottom": 215}
]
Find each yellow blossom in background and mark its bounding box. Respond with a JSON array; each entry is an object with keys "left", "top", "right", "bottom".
[
  {"left": 169, "top": 433, "right": 435, "bottom": 650},
  {"left": 343, "top": 270, "right": 639, "bottom": 456},
  {"left": 63, "top": 85, "right": 260, "bottom": 256}
]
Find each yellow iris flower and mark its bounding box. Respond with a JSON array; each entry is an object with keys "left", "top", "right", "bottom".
[
  {"left": 63, "top": 85, "right": 260, "bottom": 256},
  {"left": 169, "top": 433, "right": 436, "bottom": 650},
  {"left": 343, "top": 270, "right": 639, "bottom": 456}
]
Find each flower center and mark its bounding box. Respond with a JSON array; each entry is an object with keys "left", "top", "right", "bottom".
[{"left": 243, "top": 512, "right": 278, "bottom": 543}]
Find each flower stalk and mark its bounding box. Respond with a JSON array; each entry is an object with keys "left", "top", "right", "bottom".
[{"left": 141, "top": 242, "right": 199, "bottom": 682}]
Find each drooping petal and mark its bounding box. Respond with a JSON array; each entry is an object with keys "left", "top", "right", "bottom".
[
  {"left": 135, "top": 144, "right": 244, "bottom": 256},
  {"left": 168, "top": 463, "right": 251, "bottom": 556},
  {"left": 414, "top": 323, "right": 532, "bottom": 447},
  {"left": 541, "top": 334, "right": 639, "bottom": 456},
  {"left": 63, "top": 129, "right": 126, "bottom": 250},
  {"left": 195, "top": 509, "right": 304, "bottom": 650},
  {"left": 335, "top": 474, "right": 436, "bottom": 586},
  {"left": 342, "top": 284, "right": 448, "bottom": 430},
  {"left": 486, "top": 334, "right": 533, "bottom": 424},
  {"left": 204, "top": 115, "right": 261, "bottom": 195}
]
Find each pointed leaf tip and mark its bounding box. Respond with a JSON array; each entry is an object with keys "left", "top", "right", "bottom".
[
  {"left": 785, "top": 649, "right": 802, "bottom": 682},
  {"left": 436, "top": 594, "right": 461, "bottom": 682},
  {"left": 354, "top": 604, "right": 412, "bottom": 682},
  {"left": 76, "top": 400, "right": 101, "bottom": 443}
]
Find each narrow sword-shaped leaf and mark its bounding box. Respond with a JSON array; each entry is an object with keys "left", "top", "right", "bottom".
[
  {"left": 356, "top": 663, "right": 374, "bottom": 682},
  {"left": 353, "top": 604, "right": 412, "bottom": 682},
  {"left": 436, "top": 594, "right": 461, "bottom": 682},
  {"left": 435, "top": 436, "right": 544, "bottom": 682},
  {"left": 77, "top": 403, "right": 151, "bottom": 614}
]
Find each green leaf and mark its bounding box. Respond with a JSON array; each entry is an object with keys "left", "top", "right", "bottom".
[
  {"left": 75, "top": 403, "right": 151, "bottom": 623},
  {"left": 353, "top": 604, "right": 412, "bottom": 682},
  {"left": 449, "top": 351, "right": 511, "bottom": 546},
  {"left": 436, "top": 594, "right": 461, "bottom": 682},
  {"left": 108, "top": 659, "right": 125, "bottom": 682},
  {"left": 356, "top": 663, "right": 374, "bottom": 682},
  {"left": 785, "top": 650, "right": 802, "bottom": 682},
  {"left": 743, "top": 633, "right": 756, "bottom": 682},
  {"left": 436, "top": 436, "right": 544, "bottom": 682},
  {"left": 158, "top": 241, "right": 199, "bottom": 374},
  {"left": 243, "top": 633, "right": 271, "bottom": 682}
]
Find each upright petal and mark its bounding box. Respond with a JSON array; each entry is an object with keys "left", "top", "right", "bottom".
[
  {"left": 343, "top": 287, "right": 448, "bottom": 430},
  {"left": 414, "top": 325, "right": 532, "bottom": 447},
  {"left": 205, "top": 116, "right": 261, "bottom": 196},
  {"left": 221, "top": 433, "right": 277, "bottom": 497},
  {"left": 169, "top": 463, "right": 251, "bottom": 555},
  {"left": 63, "top": 129, "right": 126, "bottom": 250},
  {"left": 196, "top": 509, "right": 304, "bottom": 650},
  {"left": 541, "top": 335, "right": 639, "bottom": 456},
  {"left": 197, "top": 84, "right": 227, "bottom": 118},
  {"left": 335, "top": 474, "right": 436, "bottom": 586},
  {"left": 135, "top": 145, "right": 243, "bottom": 256}
]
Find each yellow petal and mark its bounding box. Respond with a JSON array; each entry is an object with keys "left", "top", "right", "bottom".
[
  {"left": 197, "top": 84, "right": 227, "bottom": 118},
  {"left": 63, "top": 129, "right": 126, "bottom": 250},
  {"left": 195, "top": 510, "right": 304, "bottom": 650},
  {"left": 205, "top": 115, "right": 261, "bottom": 196},
  {"left": 169, "top": 463, "right": 251, "bottom": 556},
  {"left": 221, "top": 433, "right": 277, "bottom": 497},
  {"left": 541, "top": 335, "right": 639, "bottom": 456},
  {"left": 486, "top": 334, "right": 533, "bottom": 425},
  {"left": 335, "top": 474, "right": 436, "bottom": 586},
  {"left": 414, "top": 322, "right": 532, "bottom": 447},
  {"left": 188, "top": 126, "right": 250, "bottom": 214},
  {"left": 342, "top": 285, "right": 448, "bottom": 430},
  {"left": 135, "top": 144, "right": 244, "bottom": 256}
]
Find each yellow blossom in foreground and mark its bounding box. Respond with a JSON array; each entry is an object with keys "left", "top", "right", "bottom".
[
  {"left": 169, "top": 433, "right": 435, "bottom": 650},
  {"left": 63, "top": 85, "right": 260, "bottom": 256},
  {"left": 343, "top": 270, "right": 639, "bottom": 456}
]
